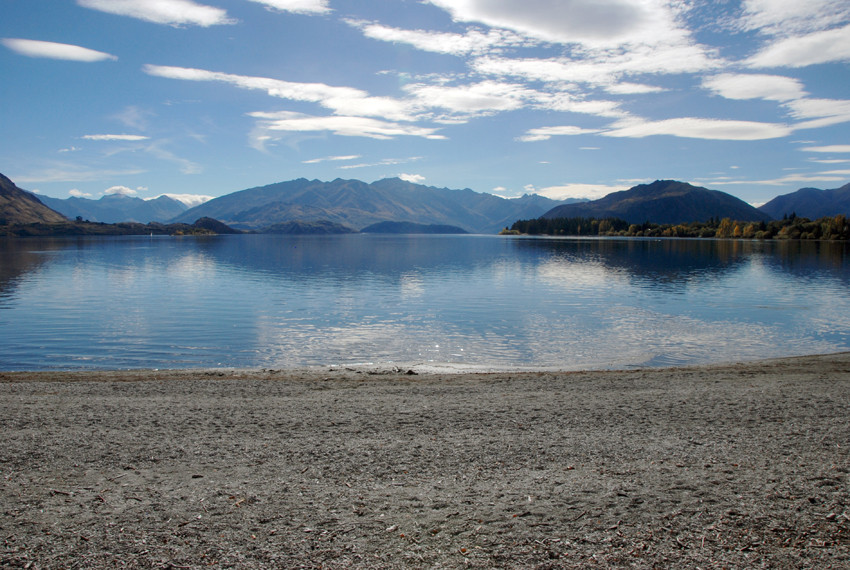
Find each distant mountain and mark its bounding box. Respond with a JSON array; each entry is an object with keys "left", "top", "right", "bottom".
[
  {"left": 361, "top": 221, "right": 468, "bottom": 234},
  {"left": 542, "top": 180, "right": 772, "bottom": 224},
  {"left": 0, "top": 173, "right": 67, "bottom": 224},
  {"left": 171, "top": 177, "right": 575, "bottom": 234},
  {"left": 40, "top": 193, "right": 187, "bottom": 223},
  {"left": 758, "top": 183, "right": 850, "bottom": 219},
  {"left": 262, "top": 220, "right": 357, "bottom": 234}
]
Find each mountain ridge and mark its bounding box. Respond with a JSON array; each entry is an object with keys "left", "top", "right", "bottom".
[
  {"left": 0, "top": 173, "right": 67, "bottom": 224},
  {"left": 39, "top": 193, "right": 188, "bottom": 223},
  {"left": 171, "top": 177, "right": 579, "bottom": 233},
  {"left": 542, "top": 180, "right": 772, "bottom": 224},
  {"left": 758, "top": 183, "right": 850, "bottom": 219}
]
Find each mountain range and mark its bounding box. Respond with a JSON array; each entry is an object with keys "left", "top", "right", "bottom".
[
  {"left": 39, "top": 193, "right": 188, "bottom": 223},
  {"left": 3, "top": 172, "right": 850, "bottom": 233},
  {"left": 170, "top": 177, "right": 578, "bottom": 233}
]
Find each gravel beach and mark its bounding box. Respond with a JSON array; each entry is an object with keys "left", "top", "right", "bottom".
[{"left": 2, "top": 353, "right": 849, "bottom": 568}]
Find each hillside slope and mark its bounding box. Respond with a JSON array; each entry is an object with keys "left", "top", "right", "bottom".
[
  {"left": 543, "top": 180, "right": 772, "bottom": 224},
  {"left": 0, "top": 173, "right": 67, "bottom": 224},
  {"left": 759, "top": 183, "right": 850, "bottom": 219}
]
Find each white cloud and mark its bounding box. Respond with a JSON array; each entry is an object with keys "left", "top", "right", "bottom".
[
  {"left": 302, "top": 155, "right": 361, "bottom": 164},
  {"left": 405, "top": 80, "right": 531, "bottom": 118},
  {"left": 105, "top": 185, "right": 138, "bottom": 196},
  {"left": 521, "top": 117, "right": 793, "bottom": 142},
  {"left": 785, "top": 98, "right": 850, "bottom": 129},
  {"left": 338, "top": 157, "right": 423, "bottom": 170},
  {"left": 143, "top": 141, "right": 203, "bottom": 174},
  {"left": 709, "top": 171, "right": 850, "bottom": 186},
  {"left": 69, "top": 189, "right": 93, "bottom": 198},
  {"left": 83, "top": 134, "right": 150, "bottom": 141},
  {"left": 399, "top": 173, "right": 426, "bottom": 184},
  {"left": 532, "top": 182, "right": 629, "bottom": 200},
  {"left": 738, "top": 0, "right": 850, "bottom": 36},
  {"left": 473, "top": 43, "right": 720, "bottom": 88},
  {"left": 12, "top": 167, "right": 147, "bottom": 184},
  {"left": 802, "top": 145, "right": 850, "bottom": 153},
  {"left": 346, "top": 19, "right": 527, "bottom": 56},
  {"left": 604, "top": 82, "right": 666, "bottom": 95},
  {"left": 604, "top": 117, "right": 793, "bottom": 140},
  {"left": 702, "top": 73, "right": 806, "bottom": 102},
  {"left": 143, "top": 64, "right": 415, "bottom": 121},
  {"left": 518, "top": 125, "right": 600, "bottom": 142},
  {"left": 747, "top": 24, "right": 850, "bottom": 68},
  {"left": 248, "top": 111, "right": 446, "bottom": 140},
  {"left": 425, "top": 0, "right": 683, "bottom": 48},
  {"left": 1, "top": 38, "right": 117, "bottom": 62},
  {"left": 155, "top": 193, "right": 214, "bottom": 207},
  {"left": 77, "top": 0, "right": 234, "bottom": 27},
  {"left": 247, "top": 0, "right": 331, "bottom": 15}
]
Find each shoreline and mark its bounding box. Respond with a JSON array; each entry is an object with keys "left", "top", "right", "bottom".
[
  {"left": 3, "top": 350, "right": 849, "bottom": 382},
  {"left": 2, "top": 352, "right": 849, "bottom": 568}
]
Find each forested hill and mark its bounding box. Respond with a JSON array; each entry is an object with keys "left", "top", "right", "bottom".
[{"left": 542, "top": 180, "right": 771, "bottom": 225}]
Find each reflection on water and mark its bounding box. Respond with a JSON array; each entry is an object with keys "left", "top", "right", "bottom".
[{"left": 1, "top": 234, "right": 848, "bottom": 371}]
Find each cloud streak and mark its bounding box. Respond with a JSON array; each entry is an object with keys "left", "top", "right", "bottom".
[
  {"left": 1, "top": 38, "right": 117, "bottom": 62},
  {"left": 77, "top": 0, "right": 234, "bottom": 27},
  {"left": 248, "top": 0, "right": 331, "bottom": 15},
  {"left": 248, "top": 111, "right": 446, "bottom": 140},
  {"left": 83, "top": 134, "right": 150, "bottom": 141}
]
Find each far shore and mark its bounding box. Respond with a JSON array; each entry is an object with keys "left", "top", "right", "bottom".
[{"left": 2, "top": 352, "right": 848, "bottom": 568}]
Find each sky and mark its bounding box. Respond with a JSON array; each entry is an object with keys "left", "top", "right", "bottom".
[{"left": 2, "top": 0, "right": 849, "bottom": 207}]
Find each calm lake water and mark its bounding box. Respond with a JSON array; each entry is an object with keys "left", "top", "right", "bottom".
[{"left": 1, "top": 234, "right": 849, "bottom": 371}]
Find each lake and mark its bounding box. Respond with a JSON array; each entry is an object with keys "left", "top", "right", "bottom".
[{"left": 1, "top": 234, "right": 848, "bottom": 371}]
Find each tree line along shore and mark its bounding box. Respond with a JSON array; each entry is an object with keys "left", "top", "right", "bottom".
[{"left": 506, "top": 213, "right": 850, "bottom": 240}]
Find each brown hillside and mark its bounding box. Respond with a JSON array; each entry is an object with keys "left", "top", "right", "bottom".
[{"left": 0, "top": 173, "right": 67, "bottom": 224}]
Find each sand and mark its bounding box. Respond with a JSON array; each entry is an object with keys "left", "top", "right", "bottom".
[{"left": 1, "top": 353, "right": 849, "bottom": 568}]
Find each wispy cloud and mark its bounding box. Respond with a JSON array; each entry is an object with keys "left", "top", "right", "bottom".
[
  {"left": 1, "top": 38, "right": 117, "bottom": 62},
  {"left": 747, "top": 24, "right": 850, "bottom": 68},
  {"left": 706, "top": 170, "right": 850, "bottom": 186},
  {"left": 802, "top": 145, "right": 850, "bottom": 153},
  {"left": 69, "top": 189, "right": 93, "bottom": 198},
  {"left": 529, "top": 182, "right": 631, "bottom": 200},
  {"left": 605, "top": 117, "right": 793, "bottom": 140},
  {"left": 77, "top": 0, "right": 234, "bottom": 27},
  {"left": 143, "top": 64, "right": 415, "bottom": 121},
  {"left": 12, "top": 166, "right": 147, "bottom": 184},
  {"left": 248, "top": 111, "right": 446, "bottom": 140},
  {"left": 83, "top": 134, "right": 150, "bottom": 141},
  {"left": 346, "top": 19, "right": 528, "bottom": 56},
  {"left": 338, "top": 157, "right": 423, "bottom": 170},
  {"left": 521, "top": 117, "right": 793, "bottom": 142},
  {"left": 518, "top": 125, "right": 600, "bottom": 142},
  {"left": 737, "top": 0, "right": 850, "bottom": 36},
  {"left": 248, "top": 0, "right": 331, "bottom": 15},
  {"left": 302, "top": 155, "right": 361, "bottom": 164}
]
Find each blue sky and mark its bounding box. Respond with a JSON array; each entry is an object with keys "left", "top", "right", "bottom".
[{"left": 2, "top": 0, "right": 849, "bottom": 207}]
